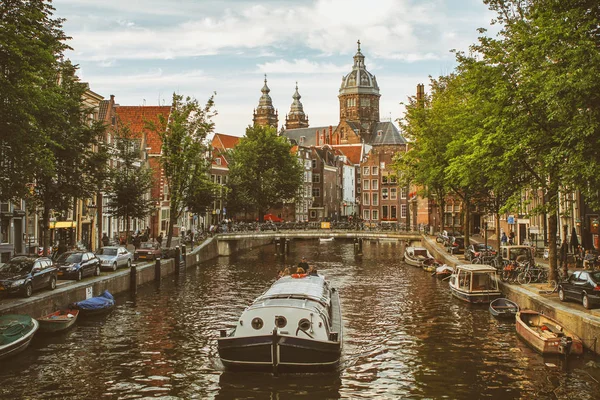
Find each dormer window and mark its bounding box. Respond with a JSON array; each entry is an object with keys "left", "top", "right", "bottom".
[
  {"left": 377, "top": 130, "right": 383, "bottom": 136},
  {"left": 300, "top": 136, "right": 305, "bottom": 144},
  {"left": 215, "top": 158, "right": 221, "bottom": 166}
]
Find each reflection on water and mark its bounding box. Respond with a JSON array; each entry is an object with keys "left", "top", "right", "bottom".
[{"left": 1, "top": 240, "right": 600, "bottom": 399}]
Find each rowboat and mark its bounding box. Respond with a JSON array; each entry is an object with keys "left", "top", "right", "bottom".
[
  {"left": 448, "top": 264, "right": 502, "bottom": 304},
  {"left": 71, "top": 290, "right": 115, "bottom": 317},
  {"left": 218, "top": 273, "right": 342, "bottom": 373},
  {"left": 403, "top": 247, "right": 434, "bottom": 268},
  {"left": 434, "top": 264, "right": 453, "bottom": 279},
  {"left": 0, "top": 314, "right": 39, "bottom": 360},
  {"left": 37, "top": 309, "right": 79, "bottom": 333},
  {"left": 489, "top": 298, "right": 519, "bottom": 319},
  {"left": 516, "top": 309, "right": 584, "bottom": 356}
]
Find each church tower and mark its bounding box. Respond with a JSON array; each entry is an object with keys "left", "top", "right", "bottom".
[
  {"left": 253, "top": 75, "right": 278, "bottom": 129},
  {"left": 285, "top": 82, "right": 309, "bottom": 130},
  {"left": 338, "top": 40, "right": 380, "bottom": 137}
]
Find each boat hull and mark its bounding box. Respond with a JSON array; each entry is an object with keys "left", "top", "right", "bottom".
[
  {"left": 450, "top": 286, "right": 502, "bottom": 304},
  {"left": 0, "top": 318, "right": 38, "bottom": 360},
  {"left": 516, "top": 310, "right": 584, "bottom": 356},
  {"left": 37, "top": 310, "right": 79, "bottom": 333},
  {"left": 403, "top": 255, "right": 422, "bottom": 267},
  {"left": 218, "top": 333, "right": 341, "bottom": 371},
  {"left": 76, "top": 303, "right": 114, "bottom": 317},
  {"left": 489, "top": 298, "right": 519, "bottom": 319}
]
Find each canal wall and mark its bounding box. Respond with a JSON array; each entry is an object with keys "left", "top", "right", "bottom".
[
  {"left": 0, "top": 235, "right": 272, "bottom": 319},
  {"left": 422, "top": 235, "right": 600, "bottom": 354}
]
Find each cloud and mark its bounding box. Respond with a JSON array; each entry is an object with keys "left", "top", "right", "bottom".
[{"left": 256, "top": 59, "right": 350, "bottom": 74}]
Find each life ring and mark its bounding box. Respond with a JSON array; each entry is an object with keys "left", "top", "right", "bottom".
[{"left": 291, "top": 273, "right": 307, "bottom": 279}]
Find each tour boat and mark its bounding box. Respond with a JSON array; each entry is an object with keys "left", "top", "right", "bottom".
[
  {"left": 403, "top": 246, "right": 434, "bottom": 267},
  {"left": 218, "top": 274, "right": 343, "bottom": 373},
  {"left": 516, "top": 309, "right": 584, "bottom": 356},
  {"left": 489, "top": 298, "right": 519, "bottom": 319},
  {"left": 37, "top": 309, "right": 79, "bottom": 333},
  {"left": 448, "top": 264, "right": 502, "bottom": 304},
  {"left": 0, "top": 314, "right": 39, "bottom": 360}
]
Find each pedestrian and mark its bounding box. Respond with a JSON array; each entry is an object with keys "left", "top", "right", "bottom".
[
  {"left": 157, "top": 232, "right": 163, "bottom": 246},
  {"left": 102, "top": 233, "right": 109, "bottom": 247},
  {"left": 501, "top": 232, "right": 508, "bottom": 246},
  {"left": 508, "top": 231, "right": 515, "bottom": 245}
]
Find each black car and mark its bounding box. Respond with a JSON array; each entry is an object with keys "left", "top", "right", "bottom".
[
  {"left": 558, "top": 270, "right": 600, "bottom": 309},
  {"left": 465, "top": 244, "right": 496, "bottom": 261},
  {"left": 446, "top": 236, "right": 465, "bottom": 255},
  {"left": 55, "top": 251, "right": 101, "bottom": 281},
  {"left": 0, "top": 256, "right": 57, "bottom": 297}
]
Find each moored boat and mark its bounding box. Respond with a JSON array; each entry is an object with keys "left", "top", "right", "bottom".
[
  {"left": 489, "top": 298, "right": 519, "bottom": 319},
  {"left": 71, "top": 290, "right": 115, "bottom": 317},
  {"left": 0, "top": 314, "right": 39, "bottom": 360},
  {"left": 516, "top": 309, "right": 584, "bottom": 356},
  {"left": 403, "top": 247, "right": 434, "bottom": 268},
  {"left": 448, "top": 264, "right": 502, "bottom": 304},
  {"left": 37, "top": 309, "right": 79, "bottom": 333},
  {"left": 319, "top": 237, "right": 334, "bottom": 242},
  {"left": 218, "top": 274, "right": 342, "bottom": 373},
  {"left": 435, "top": 264, "right": 454, "bottom": 279}
]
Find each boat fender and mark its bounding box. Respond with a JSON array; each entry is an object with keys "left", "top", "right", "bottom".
[{"left": 292, "top": 273, "right": 307, "bottom": 278}]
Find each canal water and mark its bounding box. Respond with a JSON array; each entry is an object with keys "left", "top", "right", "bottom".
[{"left": 1, "top": 240, "right": 600, "bottom": 399}]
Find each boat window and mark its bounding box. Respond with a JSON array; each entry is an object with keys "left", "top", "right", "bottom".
[
  {"left": 458, "top": 270, "right": 470, "bottom": 290},
  {"left": 298, "top": 318, "right": 311, "bottom": 331},
  {"left": 472, "top": 273, "right": 498, "bottom": 291},
  {"left": 275, "top": 316, "right": 287, "bottom": 328},
  {"left": 251, "top": 317, "right": 263, "bottom": 330}
]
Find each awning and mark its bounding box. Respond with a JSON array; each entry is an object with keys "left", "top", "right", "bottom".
[{"left": 49, "top": 221, "right": 76, "bottom": 229}]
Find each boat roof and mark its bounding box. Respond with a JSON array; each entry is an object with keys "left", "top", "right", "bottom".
[
  {"left": 456, "top": 264, "right": 497, "bottom": 272},
  {"left": 255, "top": 275, "right": 330, "bottom": 306}
]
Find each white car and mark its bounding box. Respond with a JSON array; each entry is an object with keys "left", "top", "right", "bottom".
[{"left": 95, "top": 246, "right": 133, "bottom": 271}]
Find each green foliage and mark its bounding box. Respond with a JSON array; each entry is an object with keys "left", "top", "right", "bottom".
[
  {"left": 0, "top": 0, "right": 69, "bottom": 201},
  {"left": 105, "top": 123, "right": 155, "bottom": 236},
  {"left": 146, "top": 93, "right": 216, "bottom": 247},
  {"left": 227, "top": 125, "right": 303, "bottom": 221}
]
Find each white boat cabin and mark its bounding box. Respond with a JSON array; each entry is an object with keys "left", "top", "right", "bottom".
[{"left": 453, "top": 264, "right": 499, "bottom": 292}]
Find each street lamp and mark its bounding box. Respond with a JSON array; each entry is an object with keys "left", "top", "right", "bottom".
[{"left": 88, "top": 203, "right": 97, "bottom": 251}]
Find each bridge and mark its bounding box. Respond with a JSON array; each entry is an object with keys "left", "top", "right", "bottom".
[{"left": 214, "top": 230, "right": 423, "bottom": 256}]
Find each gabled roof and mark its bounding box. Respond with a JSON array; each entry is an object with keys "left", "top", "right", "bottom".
[
  {"left": 213, "top": 133, "right": 241, "bottom": 150},
  {"left": 99, "top": 100, "right": 110, "bottom": 122},
  {"left": 370, "top": 121, "right": 406, "bottom": 145},
  {"left": 331, "top": 144, "right": 363, "bottom": 165},
  {"left": 115, "top": 106, "right": 171, "bottom": 154},
  {"left": 281, "top": 126, "right": 330, "bottom": 147}
]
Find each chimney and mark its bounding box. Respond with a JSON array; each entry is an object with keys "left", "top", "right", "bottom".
[
  {"left": 316, "top": 130, "right": 319, "bottom": 146},
  {"left": 416, "top": 84, "right": 425, "bottom": 106}
]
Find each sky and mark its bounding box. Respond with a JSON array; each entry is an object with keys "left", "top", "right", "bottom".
[{"left": 53, "top": 0, "right": 496, "bottom": 136}]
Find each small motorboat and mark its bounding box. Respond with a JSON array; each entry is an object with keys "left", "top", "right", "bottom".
[
  {"left": 489, "top": 298, "right": 519, "bottom": 319},
  {"left": 37, "top": 309, "right": 79, "bottom": 333},
  {"left": 71, "top": 290, "right": 115, "bottom": 317},
  {"left": 218, "top": 274, "right": 342, "bottom": 373},
  {"left": 422, "top": 259, "right": 438, "bottom": 272},
  {"left": 319, "top": 237, "right": 334, "bottom": 242},
  {"left": 448, "top": 264, "right": 502, "bottom": 304},
  {"left": 403, "top": 247, "right": 434, "bottom": 267},
  {"left": 516, "top": 309, "right": 584, "bottom": 356},
  {"left": 0, "top": 314, "right": 39, "bottom": 360},
  {"left": 434, "top": 264, "right": 454, "bottom": 279}
]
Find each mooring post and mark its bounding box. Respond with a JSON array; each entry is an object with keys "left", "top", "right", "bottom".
[
  {"left": 358, "top": 238, "right": 363, "bottom": 255},
  {"left": 285, "top": 238, "right": 290, "bottom": 254},
  {"left": 175, "top": 246, "right": 181, "bottom": 275},
  {"left": 130, "top": 263, "right": 137, "bottom": 294},
  {"left": 181, "top": 244, "right": 187, "bottom": 268},
  {"left": 155, "top": 257, "right": 161, "bottom": 283},
  {"left": 276, "top": 239, "right": 281, "bottom": 255}
]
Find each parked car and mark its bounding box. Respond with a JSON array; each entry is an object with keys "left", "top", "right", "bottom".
[
  {"left": 446, "top": 236, "right": 465, "bottom": 255},
  {"left": 55, "top": 251, "right": 101, "bottom": 281},
  {"left": 500, "top": 245, "right": 534, "bottom": 264},
  {"left": 465, "top": 244, "right": 496, "bottom": 261},
  {"left": 134, "top": 242, "right": 161, "bottom": 261},
  {"left": 0, "top": 256, "right": 57, "bottom": 297},
  {"left": 558, "top": 270, "right": 600, "bottom": 309},
  {"left": 96, "top": 246, "right": 133, "bottom": 271}
]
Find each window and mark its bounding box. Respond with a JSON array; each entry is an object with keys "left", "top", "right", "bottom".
[
  {"left": 216, "top": 175, "right": 222, "bottom": 184},
  {"left": 363, "top": 193, "right": 370, "bottom": 205},
  {"left": 372, "top": 166, "right": 378, "bottom": 175},
  {"left": 390, "top": 188, "right": 397, "bottom": 200},
  {"left": 391, "top": 206, "right": 397, "bottom": 219},
  {"left": 363, "top": 166, "right": 370, "bottom": 176},
  {"left": 312, "top": 188, "right": 320, "bottom": 197},
  {"left": 313, "top": 174, "right": 320, "bottom": 183},
  {"left": 390, "top": 175, "right": 397, "bottom": 184},
  {"left": 446, "top": 204, "right": 453, "bottom": 213},
  {"left": 163, "top": 184, "right": 169, "bottom": 200},
  {"left": 401, "top": 204, "right": 407, "bottom": 218},
  {"left": 380, "top": 162, "right": 385, "bottom": 170},
  {"left": 312, "top": 159, "right": 317, "bottom": 169},
  {"left": 372, "top": 193, "right": 378, "bottom": 206},
  {"left": 382, "top": 176, "right": 388, "bottom": 184},
  {"left": 377, "top": 130, "right": 382, "bottom": 136},
  {"left": 211, "top": 174, "right": 216, "bottom": 183},
  {"left": 400, "top": 187, "right": 407, "bottom": 199},
  {"left": 357, "top": 187, "right": 361, "bottom": 193},
  {"left": 215, "top": 158, "right": 221, "bottom": 166},
  {"left": 0, "top": 219, "right": 8, "bottom": 244},
  {"left": 372, "top": 210, "right": 379, "bottom": 220},
  {"left": 372, "top": 179, "right": 378, "bottom": 190},
  {"left": 300, "top": 136, "right": 305, "bottom": 144},
  {"left": 454, "top": 204, "right": 460, "bottom": 212},
  {"left": 310, "top": 210, "right": 317, "bottom": 218},
  {"left": 363, "top": 180, "right": 370, "bottom": 190},
  {"left": 363, "top": 209, "right": 371, "bottom": 220},
  {"left": 382, "top": 188, "right": 388, "bottom": 200},
  {"left": 382, "top": 206, "right": 388, "bottom": 219}
]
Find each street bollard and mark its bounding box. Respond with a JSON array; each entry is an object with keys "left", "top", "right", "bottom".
[
  {"left": 276, "top": 241, "right": 281, "bottom": 255},
  {"left": 181, "top": 244, "right": 187, "bottom": 268},
  {"left": 130, "top": 263, "right": 137, "bottom": 294},
  {"left": 155, "top": 257, "right": 161, "bottom": 283},
  {"left": 285, "top": 238, "right": 290, "bottom": 254}
]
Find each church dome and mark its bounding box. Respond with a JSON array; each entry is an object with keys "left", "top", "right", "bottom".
[{"left": 339, "top": 40, "right": 380, "bottom": 96}]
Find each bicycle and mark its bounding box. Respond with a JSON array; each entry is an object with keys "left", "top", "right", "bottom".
[{"left": 541, "top": 268, "right": 569, "bottom": 294}]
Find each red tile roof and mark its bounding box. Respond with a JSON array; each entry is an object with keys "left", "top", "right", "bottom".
[
  {"left": 213, "top": 133, "right": 241, "bottom": 150},
  {"left": 332, "top": 145, "right": 363, "bottom": 165},
  {"left": 115, "top": 106, "right": 171, "bottom": 154}
]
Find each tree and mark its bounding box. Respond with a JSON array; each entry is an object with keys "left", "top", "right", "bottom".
[
  {"left": 147, "top": 93, "right": 216, "bottom": 248},
  {"left": 227, "top": 125, "right": 303, "bottom": 222},
  {"left": 106, "top": 123, "right": 155, "bottom": 244},
  {"left": 0, "top": 0, "right": 69, "bottom": 201}
]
